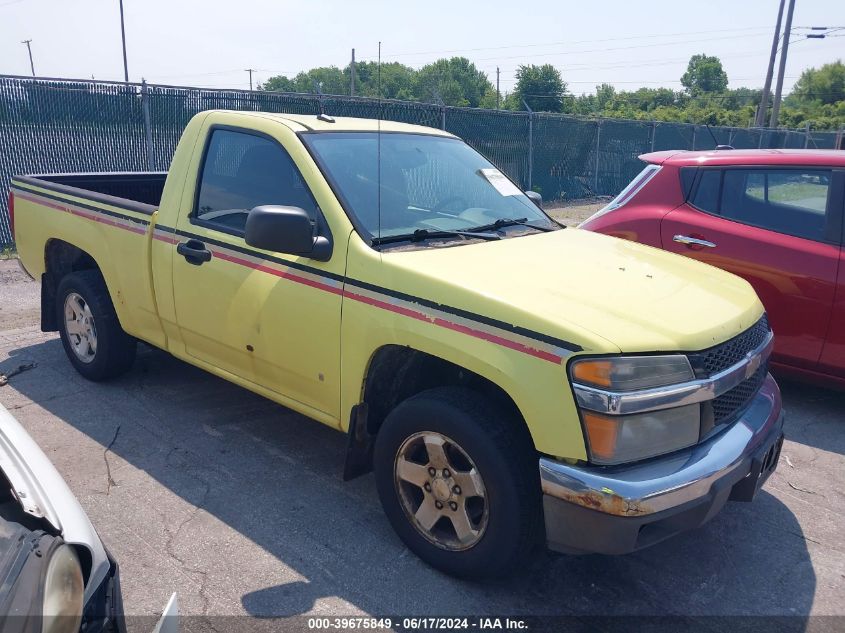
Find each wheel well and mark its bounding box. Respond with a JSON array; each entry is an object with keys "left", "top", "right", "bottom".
[
  {"left": 343, "top": 345, "right": 526, "bottom": 480},
  {"left": 41, "top": 240, "right": 101, "bottom": 331},
  {"left": 362, "top": 346, "right": 522, "bottom": 435}
]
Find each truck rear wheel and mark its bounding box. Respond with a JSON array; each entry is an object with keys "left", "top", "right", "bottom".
[
  {"left": 56, "top": 271, "right": 136, "bottom": 381},
  {"left": 373, "top": 386, "right": 540, "bottom": 578}
]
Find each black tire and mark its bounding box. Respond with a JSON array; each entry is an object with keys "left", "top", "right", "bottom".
[
  {"left": 374, "top": 386, "right": 540, "bottom": 579},
  {"left": 56, "top": 270, "right": 136, "bottom": 381}
]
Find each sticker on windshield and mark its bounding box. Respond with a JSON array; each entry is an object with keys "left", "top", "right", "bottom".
[{"left": 479, "top": 168, "right": 522, "bottom": 196}]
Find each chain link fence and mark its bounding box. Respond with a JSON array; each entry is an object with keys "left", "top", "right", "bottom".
[{"left": 1, "top": 74, "right": 842, "bottom": 247}]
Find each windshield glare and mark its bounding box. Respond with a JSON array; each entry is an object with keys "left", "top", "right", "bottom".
[{"left": 303, "top": 132, "right": 554, "bottom": 241}]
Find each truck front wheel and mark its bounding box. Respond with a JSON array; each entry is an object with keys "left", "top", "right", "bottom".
[
  {"left": 56, "top": 271, "right": 136, "bottom": 381},
  {"left": 373, "top": 386, "right": 540, "bottom": 578}
]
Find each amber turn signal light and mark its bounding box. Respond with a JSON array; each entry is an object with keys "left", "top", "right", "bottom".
[
  {"left": 581, "top": 411, "right": 618, "bottom": 460},
  {"left": 571, "top": 360, "right": 613, "bottom": 388}
]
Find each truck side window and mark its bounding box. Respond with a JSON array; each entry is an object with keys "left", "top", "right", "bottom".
[
  {"left": 194, "top": 129, "right": 318, "bottom": 234},
  {"left": 720, "top": 168, "right": 832, "bottom": 242}
]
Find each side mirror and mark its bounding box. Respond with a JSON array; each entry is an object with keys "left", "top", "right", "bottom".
[
  {"left": 244, "top": 206, "right": 332, "bottom": 261},
  {"left": 525, "top": 190, "right": 542, "bottom": 208}
]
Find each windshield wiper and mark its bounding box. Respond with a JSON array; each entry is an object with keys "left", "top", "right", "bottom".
[
  {"left": 466, "top": 217, "right": 559, "bottom": 233},
  {"left": 372, "top": 228, "right": 501, "bottom": 246}
]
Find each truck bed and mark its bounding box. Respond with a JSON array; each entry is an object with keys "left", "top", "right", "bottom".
[
  {"left": 14, "top": 172, "right": 167, "bottom": 213},
  {"left": 11, "top": 170, "right": 168, "bottom": 351}
]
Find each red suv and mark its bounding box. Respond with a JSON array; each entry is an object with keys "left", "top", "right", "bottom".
[{"left": 581, "top": 149, "right": 845, "bottom": 388}]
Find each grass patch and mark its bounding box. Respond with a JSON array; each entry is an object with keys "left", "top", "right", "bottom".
[{"left": 0, "top": 246, "right": 18, "bottom": 260}]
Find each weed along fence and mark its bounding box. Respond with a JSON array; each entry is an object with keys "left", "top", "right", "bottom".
[{"left": 1, "top": 73, "right": 842, "bottom": 247}]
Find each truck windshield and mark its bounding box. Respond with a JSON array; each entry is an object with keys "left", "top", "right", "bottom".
[{"left": 302, "top": 132, "right": 556, "bottom": 242}]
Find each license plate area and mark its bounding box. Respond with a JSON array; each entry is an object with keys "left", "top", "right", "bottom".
[{"left": 729, "top": 433, "right": 784, "bottom": 502}]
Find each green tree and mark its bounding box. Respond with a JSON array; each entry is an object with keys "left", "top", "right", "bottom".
[
  {"left": 260, "top": 66, "right": 347, "bottom": 95},
  {"left": 788, "top": 60, "right": 845, "bottom": 105},
  {"left": 595, "top": 83, "right": 617, "bottom": 110},
  {"left": 345, "top": 61, "right": 416, "bottom": 99},
  {"left": 478, "top": 86, "right": 500, "bottom": 109},
  {"left": 681, "top": 54, "right": 728, "bottom": 95},
  {"left": 259, "top": 75, "right": 296, "bottom": 92},
  {"left": 257, "top": 56, "right": 845, "bottom": 130},
  {"left": 414, "top": 57, "right": 493, "bottom": 107},
  {"left": 513, "top": 64, "right": 567, "bottom": 112},
  {"left": 720, "top": 86, "right": 761, "bottom": 110}
]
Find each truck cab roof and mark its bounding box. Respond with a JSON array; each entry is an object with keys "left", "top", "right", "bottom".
[{"left": 212, "top": 110, "right": 456, "bottom": 137}]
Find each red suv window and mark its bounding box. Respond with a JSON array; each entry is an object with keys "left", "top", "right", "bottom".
[{"left": 689, "top": 167, "right": 836, "bottom": 244}]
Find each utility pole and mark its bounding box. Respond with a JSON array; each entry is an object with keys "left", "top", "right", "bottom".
[
  {"left": 755, "top": 0, "right": 786, "bottom": 127},
  {"left": 496, "top": 66, "right": 500, "bottom": 109},
  {"left": 245, "top": 68, "right": 255, "bottom": 91},
  {"left": 118, "top": 0, "right": 129, "bottom": 81},
  {"left": 21, "top": 40, "right": 35, "bottom": 76},
  {"left": 769, "top": 0, "right": 796, "bottom": 129},
  {"left": 522, "top": 99, "right": 534, "bottom": 191},
  {"left": 351, "top": 48, "right": 356, "bottom": 96}
]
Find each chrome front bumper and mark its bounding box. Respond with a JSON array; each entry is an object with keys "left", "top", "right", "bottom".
[{"left": 540, "top": 373, "right": 784, "bottom": 554}]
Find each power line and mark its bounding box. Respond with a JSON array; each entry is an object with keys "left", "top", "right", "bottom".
[
  {"left": 518, "top": 90, "right": 840, "bottom": 101},
  {"left": 490, "top": 44, "right": 834, "bottom": 87},
  {"left": 490, "top": 48, "right": 776, "bottom": 77},
  {"left": 530, "top": 76, "right": 799, "bottom": 85},
  {"left": 479, "top": 39, "right": 843, "bottom": 77},
  {"left": 150, "top": 69, "right": 250, "bottom": 79},
  {"left": 147, "top": 68, "right": 299, "bottom": 81},
  {"left": 373, "top": 26, "right": 775, "bottom": 59},
  {"left": 357, "top": 30, "right": 775, "bottom": 65},
  {"left": 472, "top": 32, "right": 777, "bottom": 63}
]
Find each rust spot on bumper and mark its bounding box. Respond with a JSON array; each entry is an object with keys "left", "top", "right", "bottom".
[{"left": 542, "top": 482, "right": 652, "bottom": 516}]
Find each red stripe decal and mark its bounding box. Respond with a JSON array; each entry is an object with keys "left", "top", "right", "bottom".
[
  {"left": 211, "top": 249, "right": 343, "bottom": 296},
  {"left": 153, "top": 233, "right": 180, "bottom": 245},
  {"left": 342, "top": 289, "right": 562, "bottom": 364},
  {"left": 15, "top": 191, "right": 147, "bottom": 235}
]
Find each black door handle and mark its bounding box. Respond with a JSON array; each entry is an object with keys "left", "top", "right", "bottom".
[{"left": 177, "top": 239, "right": 212, "bottom": 265}]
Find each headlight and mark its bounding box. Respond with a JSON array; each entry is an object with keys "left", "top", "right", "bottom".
[
  {"left": 570, "top": 355, "right": 694, "bottom": 391},
  {"left": 581, "top": 406, "right": 700, "bottom": 465},
  {"left": 571, "top": 355, "right": 700, "bottom": 465},
  {"left": 42, "top": 544, "right": 84, "bottom": 633}
]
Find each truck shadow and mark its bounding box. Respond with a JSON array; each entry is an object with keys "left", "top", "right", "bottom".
[
  {"left": 775, "top": 376, "right": 845, "bottom": 455},
  {"left": 0, "top": 339, "right": 818, "bottom": 627}
]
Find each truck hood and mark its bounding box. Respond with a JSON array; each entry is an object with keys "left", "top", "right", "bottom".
[{"left": 381, "top": 228, "right": 763, "bottom": 354}]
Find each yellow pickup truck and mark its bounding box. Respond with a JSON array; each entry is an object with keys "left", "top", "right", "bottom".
[{"left": 10, "top": 110, "right": 784, "bottom": 578}]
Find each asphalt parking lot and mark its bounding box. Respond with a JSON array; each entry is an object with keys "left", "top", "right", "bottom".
[{"left": 0, "top": 258, "right": 843, "bottom": 628}]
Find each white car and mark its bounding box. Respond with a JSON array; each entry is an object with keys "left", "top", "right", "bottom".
[{"left": 0, "top": 403, "right": 177, "bottom": 632}]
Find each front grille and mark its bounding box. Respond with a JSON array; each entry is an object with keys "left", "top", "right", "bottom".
[
  {"left": 688, "top": 314, "right": 770, "bottom": 378},
  {"left": 688, "top": 315, "right": 771, "bottom": 428},
  {"left": 710, "top": 363, "right": 768, "bottom": 424}
]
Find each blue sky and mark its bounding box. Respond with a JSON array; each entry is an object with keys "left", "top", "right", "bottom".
[{"left": 1, "top": 0, "right": 843, "bottom": 95}]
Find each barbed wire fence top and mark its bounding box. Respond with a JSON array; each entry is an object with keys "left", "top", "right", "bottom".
[{"left": 0, "top": 74, "right": 840, "bottom": 247}]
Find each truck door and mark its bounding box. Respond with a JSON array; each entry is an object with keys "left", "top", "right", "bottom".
[
  {"left": 660, "top": 166, "right": 840, "bottom": 371},
  {"left": 170, "top": 124, "right": 343, "bottom": 420}
]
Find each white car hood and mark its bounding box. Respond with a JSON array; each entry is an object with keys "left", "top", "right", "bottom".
[{"left": 0, "top": 403, "right": 109, "bottom": 604}]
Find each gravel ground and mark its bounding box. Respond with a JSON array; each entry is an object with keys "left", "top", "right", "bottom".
[
  {"left": 0, "top": 258, "right": 842, "bottom": 630},
  {"left": 544, "top": 199, "right": 606, "bottom": 226}
]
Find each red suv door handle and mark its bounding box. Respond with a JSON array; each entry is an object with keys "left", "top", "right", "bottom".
[{"left": 673, "top": 234, "right": 717, "bottom": 249}]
